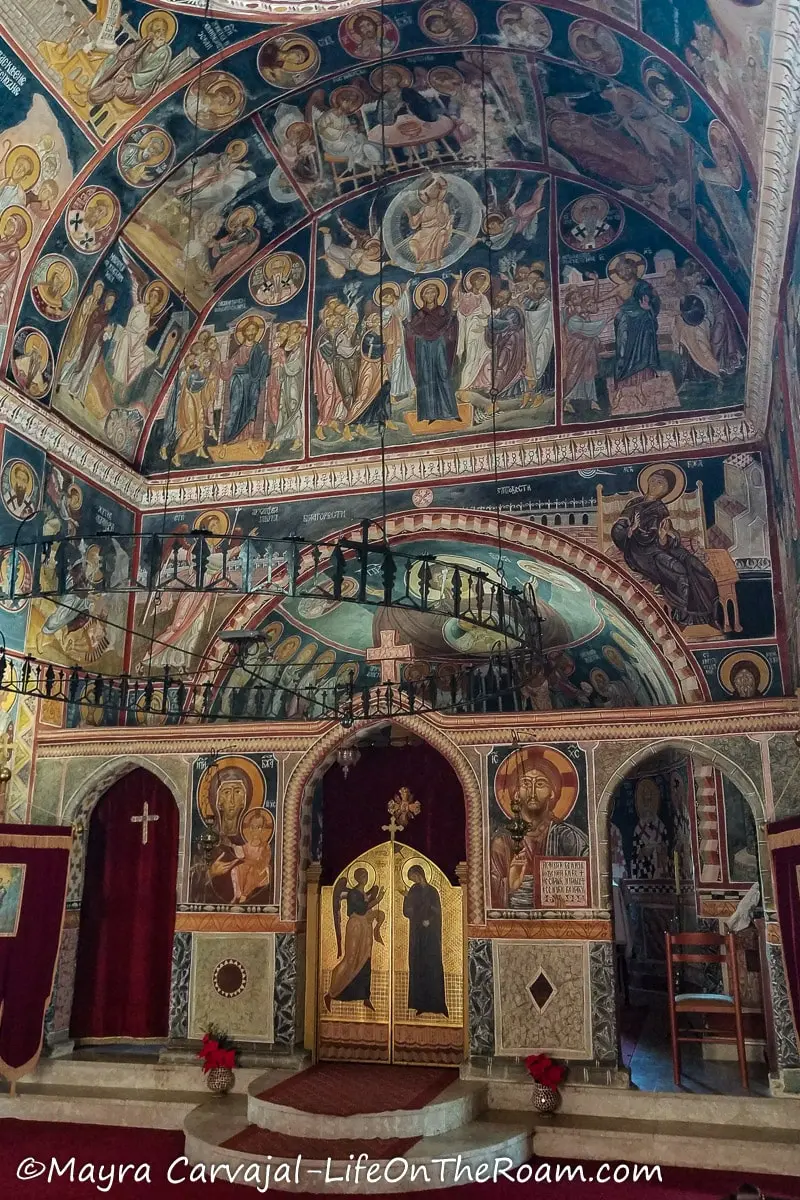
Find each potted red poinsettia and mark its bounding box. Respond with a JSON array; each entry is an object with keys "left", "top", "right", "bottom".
[
  {"left": 197, "top": 1026, "right": 238, "bottom": 1095},
  {"left": 525, "top": 1053, "right": 566, "bottom": 1114}
]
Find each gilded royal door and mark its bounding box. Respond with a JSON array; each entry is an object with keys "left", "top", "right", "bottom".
[{"left": 317, "top": 841, "right": 465, "bottom": 1065}]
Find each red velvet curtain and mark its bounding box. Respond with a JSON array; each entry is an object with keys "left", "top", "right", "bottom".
[
  {"left": 767, "top": 815, "right": 800, "bottom": 1046},
  {"left": 71, "top": 770, "right": 178, "bottom": 1041},
  {"left": 321, "top": 745, "right": 466, "bottom": 884},
  {"left": 0, "top": 826, "right": 71, "bottom": 1080}
]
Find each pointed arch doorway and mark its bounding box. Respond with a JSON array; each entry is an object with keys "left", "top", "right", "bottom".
[{"left": 70, "top": 768, "right": 179, "bottom": 1043}]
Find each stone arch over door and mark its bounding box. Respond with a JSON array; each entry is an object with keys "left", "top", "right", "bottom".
[
  {"left": 280, "top": 715, "right": 483, "bottom": 924},
  {"left": 594, "top": 737, "right": 768, "bottom": 910}
]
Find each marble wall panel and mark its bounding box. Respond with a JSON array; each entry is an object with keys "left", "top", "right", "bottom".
[
  {"left": 188, "top": 933, "right": 275, "bottom": 1044},
  {"left": 468, "top": 938, "right": 494, "bottom": 1057},
  {"left": 274, "top": 931, "right": 297, "bottom": 1048},
  {"left": 589, "top": 941, "right": 617, "bottom": 1065},
  {"left": 169, "top": 931, "right": 192, "bottom": 1041},
  {"left": 493, "top": 940, "right": 590, "bottom": 1060}
]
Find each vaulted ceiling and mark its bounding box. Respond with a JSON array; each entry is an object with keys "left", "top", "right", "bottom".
[{"left": 0, "top": 0, "right": 779, "bottom": 488}]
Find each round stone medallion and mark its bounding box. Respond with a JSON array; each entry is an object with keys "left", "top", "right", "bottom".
[{"left": 212, "top": 958, "right": 248, "bottom": 998}]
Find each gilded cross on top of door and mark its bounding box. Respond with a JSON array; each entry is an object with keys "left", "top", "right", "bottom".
[{"left": 131, "top": 800, "right": 159, "bottom": 846}]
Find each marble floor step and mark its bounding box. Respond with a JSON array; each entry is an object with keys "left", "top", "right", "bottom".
[
  {"left": 0, "top": 1083, "right": 205, "bottom": 1129},
  {"left": 185, "top": 1097, "right": 533, "bottom": 1192},
  {"left": 27, "top": 1058, "right": 268, "bottom": 1094},
  {"left": 532, "top": 1111, "right": 800, "bottom": 1177},
  {"left": 247, "top": 1073, "right": 487, "bottom": 1139}
]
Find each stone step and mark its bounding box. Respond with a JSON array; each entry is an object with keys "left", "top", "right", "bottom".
[
  {"left": 0, "top": 1084, "right": 202, "bottom": 1129},
  {"left": 532, "top": 1111, "right": 800, "bottom": 1178},
  {"left": 478, "top": 1069, "right": 800, "bottom": 1130},
  {"left": 27, "top": 1058, "right": 267, "bottom": 1095},
  {"left": 184, "top": 1097, "right": 533, "bottom": 1192},
  {"left": 246, "top": 1073, "right": 487, "bottom": 1140}
]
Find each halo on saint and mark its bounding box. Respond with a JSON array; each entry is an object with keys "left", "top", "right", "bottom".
[
  {"left": 374, "top": 280, "right": 402, "bottom": 305},
  {"left": 401, "top": 856, "right": 431, "bottom": 887},
  {"left": 139, "top": 10, "right": 178, "bottom": 41},
  {"left": 718, "top": 650, "right": 770, "bottom": 696},
  {"left": 412, "top": 277, "right": 448, "bottom": 308},
  {"left": 493, "top": 745, "right": 579, "bottom": 821},
  {"left": 607, "top": 250, "right": 646, "bottom": 283},
  {"left": 0, "top": 206, "right": 33, "bottom": 249},
  {"left": 144, "top": 280, "right": 169, "bottom": 315},
  {"left": 637, "top": 462, "right": 687, "bottom": 505},
  {"left": 346, "top": 860, "right": 376, "bottom": 892},
  {"left": 234, "top": 313, "right": 267, "bottom": 344},
  {"left": 5, "top": 146, "right": 40, "bottom": 191}
]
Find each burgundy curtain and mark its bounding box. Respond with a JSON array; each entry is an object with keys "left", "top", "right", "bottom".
[
  {"left": 767, "top": 815, "right": 800, "bottom": 1045},
  {"left": 0, "top": 825, "right": 71, "bottom": 1080},
  {"left": 321, "top": 745, "right": 466, "bottom": 884},
  {"left": 71, "top": 769, "right": 178, "bottom": 1041}
]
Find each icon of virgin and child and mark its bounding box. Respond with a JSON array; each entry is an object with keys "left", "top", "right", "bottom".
[
  {"left": 490, "top": 747, "right": 588, "bottom": 909},
  {"left": 324, "top": 857, "right": 448, "bottom": 1017},
  {"left": 191, "top": 760, "right": 275, "bottom": 906}
]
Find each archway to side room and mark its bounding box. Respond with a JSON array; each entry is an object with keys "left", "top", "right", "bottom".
[{"left": 603, "top": 746, "right": 768, "bottom": 1096}]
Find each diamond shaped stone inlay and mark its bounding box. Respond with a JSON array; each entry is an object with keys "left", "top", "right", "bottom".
[{"left": 528, "top": 970, "right": 555, "bottom": 1012}]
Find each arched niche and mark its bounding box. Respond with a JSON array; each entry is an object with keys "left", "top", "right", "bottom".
[{"left": 280, "top": 715, "right": 483, "bottom": 925}]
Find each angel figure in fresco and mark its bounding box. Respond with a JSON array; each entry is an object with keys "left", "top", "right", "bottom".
[
  {"left": 320, "top": 213, "right": 381, "bottom": 279},
  {"left": 484, "top": 177, "right": 548, "bottom": 251},
  {"left": 109, "top": 256, "right": 169, "bottom": 389},
  {"left": 490, "top": 764, "right": 588, "bottom": 909},
  {"left": 324, "top": 868, "right": 386, "bottom": 1011}
]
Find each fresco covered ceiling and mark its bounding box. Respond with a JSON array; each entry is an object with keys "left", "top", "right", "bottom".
[{"left": 0, "top": 0, "right": 770, "bottom": 481}]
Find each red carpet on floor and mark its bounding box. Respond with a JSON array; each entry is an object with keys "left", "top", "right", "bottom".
[
  {"left": 258, "top": 1063, "right": 458, "bottom": 1115},
  {"left": 223, "top": 1126, "right": 418, "bottom": 1159},
  {"left": 2, "top": 1119, "right": 800, "bottom": 1199}
]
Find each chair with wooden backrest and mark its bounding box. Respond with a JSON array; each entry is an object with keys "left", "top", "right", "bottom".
[{"left": 664, "top": 930, "right": 748, "bottom": 1089}]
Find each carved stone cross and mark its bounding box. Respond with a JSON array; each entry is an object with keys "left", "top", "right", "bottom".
[
  {"left": 365, "top": 629, "right": 413, "bottom": 683},
  {"left": 131, "top": 800, "right": 159, "bottom": 846}
]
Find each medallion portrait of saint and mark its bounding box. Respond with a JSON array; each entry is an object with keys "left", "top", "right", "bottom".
[
  {"left": 490, "top": 746, "right": 588, "bottom": 909},
  {"left": 1, "top": 459, "right": 39, "bottom": 521},
  {"left": 30, "top": 255, "right": 78, "bottom": 322},
  {"left": 325, "top": 863, "right": 386, "bottom": 1011}
]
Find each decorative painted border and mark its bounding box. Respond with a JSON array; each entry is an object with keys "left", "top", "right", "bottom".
[
  {"left": 746, "top": 0, "right": 800, "bottom": 434},
  {"left": 470, "top": 920, "right": 612, "bottom": 940},
  {"left": 175, "top": 914, "right": 297, "bottom": 932},
  {"left": 0, "top": 386, "right": 757, "bottom": 511}
]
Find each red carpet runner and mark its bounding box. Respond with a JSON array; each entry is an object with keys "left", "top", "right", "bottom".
[
  {"left": 2, "top": 1120, "right": 800, "bottom": 1199},
  {"left": 258, "top": 1063, "right": 458, "bottom": 1115},
  {"left": 223, "top": 1127, "right": 418, "bottom": 1159}
]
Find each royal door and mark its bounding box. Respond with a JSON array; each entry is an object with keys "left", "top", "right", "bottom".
[{"left": 317, "top": 841, "right": 465, "bottom": 1065}]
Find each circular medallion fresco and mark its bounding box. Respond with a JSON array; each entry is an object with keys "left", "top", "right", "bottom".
[{"left": 213, "top": 958, "right": 248, "bottom": 998}]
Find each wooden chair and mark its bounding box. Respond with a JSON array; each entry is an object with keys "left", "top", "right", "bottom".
[{"left": 664, "top": 930, "right": 748, "bottom": 1089}]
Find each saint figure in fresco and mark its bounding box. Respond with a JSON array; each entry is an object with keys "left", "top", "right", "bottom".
[
  {"left": 403, "top": 864, "right": 448, "bottom": 1017},
  {"left": 611, "top": 256, "right": 661, "bottom": 386},
  {"left": 88, "top": 17, "right": 174, "bottom": 108},
  {"left": 221, "top": 316, "right": 272, "bottom": 445},
  {"left": 490, "top": 767, "right": 588, "bottom": 909},
  {"left": 404, "top": 281, "right": 458, "bottom": 422},
  {"left": 325, "top": 868, "right": 386, "bottom": 1011},
  {"left": 610, "top": 470, "right": 719, "bottom": 628}
]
